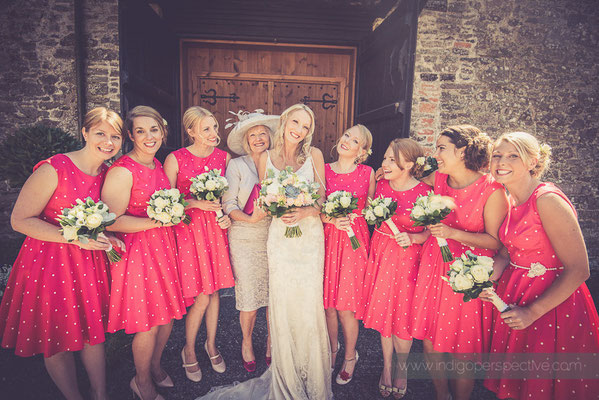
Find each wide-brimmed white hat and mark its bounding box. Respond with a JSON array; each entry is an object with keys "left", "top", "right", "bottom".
[{"left": 225, "top": 109, "right": 280, "bottom": 156}]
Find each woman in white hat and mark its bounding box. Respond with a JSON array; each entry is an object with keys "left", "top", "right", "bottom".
[{"left": 222, "top": 110, "right": 278, "bottom": 372}]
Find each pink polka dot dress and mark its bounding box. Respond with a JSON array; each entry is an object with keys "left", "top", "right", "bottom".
[
  {"left": 356, "top": 180, "right": 430, "bottom": 339},
  {"left": 484, "top": 183, "right": 599, "bottom": 400},
  {"left": 171, "top": 148, "right": 234, "bottom": 305},
  {"left": 323, "top": 163, "right": 372, "bottom": 312},
  {"left": 0, "top": 154, "right": 110, "bottom": 357},
  {"left": 410, "top": 172, "right": 502, "bottom": 352},
  {"left": 106, "top": 155, "right": 186, "bottom": 334}
]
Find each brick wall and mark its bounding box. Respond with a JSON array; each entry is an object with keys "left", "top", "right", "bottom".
[{"left": 410, "top": 0, "right": 599, "bottom": 269}]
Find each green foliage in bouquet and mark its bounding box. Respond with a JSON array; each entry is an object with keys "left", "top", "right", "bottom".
[{"left": 0, "top": 125, "right": 81, "bottom": 187}]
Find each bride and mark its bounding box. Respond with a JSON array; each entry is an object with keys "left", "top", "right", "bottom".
[{"left": 197, "top": 103, "right": 332, "bottom": 400}]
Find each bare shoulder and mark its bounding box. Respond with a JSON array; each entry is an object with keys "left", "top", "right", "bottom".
[
  {"left": 309, "top": 146, "right": 324, "bottom": 161},
  {"left": 164, "top": 152, "right": 179, "bottom": 168},
  {"left": 537, "top": 192, "right": 575, "bottom": 219},
  {"left": 105, "top": 165, "right": 133, "bottom": 183}
]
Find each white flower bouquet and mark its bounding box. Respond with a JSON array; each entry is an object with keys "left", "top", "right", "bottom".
[
  {"left": 442, "top": 251, "right": 509, "bottom": 312},
  {"left": 409, "top": 191, "right": 456, "bottom": 262},
  {"left": 147, "top": 188, "right": 191, "bottom": 225},
  {"left": 189, "top": 167, "right": 229, "bottom": 218},
  {"left": 416, "top": 156, "right": 438, "bottom": 178},
  {"left": 362, "top": 196, "right": 404, "bottom": 245},
  {"left": 259, "top": 167, "right": 320, "bottom": 238},
  {"left": 56, "top": 197, "right": 121, "bottom": 262},
  {"left": 321, "top": 190, "right": 361, "bottom": 250}
]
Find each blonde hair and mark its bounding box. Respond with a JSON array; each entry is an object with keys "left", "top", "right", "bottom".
[
  {"left": 82, "top": 107, "right": 123, "bottom": 136},
  {"left": 243, "top": 124, "right": 273, "bottom": 155},
  {"left": 494, "top": 131, "right": 551, "bottom": 178},
  {"left": 126, "top": 105, "right": 168, "bottom": 140},
  {"left": 354, "top": 124, "right": 373, "bottom": 164},
  {"left": 182, "top": 106, "right": 219, "bottom": 144},
  {"left": 389, "top": 138, "right": 426, "bottom": 178},
  {"left": 273, "top": 104, "right": 315, "bottom": 164},
  {"left": 331, "top": 124, "right": 373, "bottom": 163}
]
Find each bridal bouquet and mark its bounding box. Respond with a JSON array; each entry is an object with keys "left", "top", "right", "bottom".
[
  {"left": 416, "top": 156, "right": 438, "bottom": 178},
  {"left": 147, "top": 188, "right": 191, "bottom": 225},
  {"left": 189, "top": 167, "right": 229, "bottom": 218},
  {"left": 322, "top": 190, "right": 361, "bottom": 250},
  {"left": 259, "top": 166, "right": 320, "bottom": 238},
  {"left": 56, "top": 197, "right": 121, "bottom": 262},
  {"left": 442, "top": 251, "right": 509, "bottom": 312},
  {"left": 409, "top": 191, "right": 455, "bottom": 262},
  {"left": 362, "top": 196, "right": 405, "bottom": 246}
]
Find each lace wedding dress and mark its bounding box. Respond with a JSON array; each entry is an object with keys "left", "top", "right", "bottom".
[{"left": 197, "top": 154, "right": 333, "bottom": 400}]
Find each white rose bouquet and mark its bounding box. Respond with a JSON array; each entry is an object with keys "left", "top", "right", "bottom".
[
  {"left": 409, "top": 191, "right": 456, "bottom": 262},
  {"left": 362, "top": 195, "right": 403, "bottom": 245},
  {"left": 189, "top": 167, "right": 229, "bottom": 218},
  {"left": 147, "top": 188, "right": 191, "bottom": 226},
  {"left": 321, "top": 190, "right": 361, "bottom": 250},
  {"left": 259, "top": 167, "right": 320, "bottom": 238},
  {"left": 442, "top": 250, "right": 509, "bottom": 311},
  {"left": 56, "top": 197, "right": 121, "bottom": 262}
]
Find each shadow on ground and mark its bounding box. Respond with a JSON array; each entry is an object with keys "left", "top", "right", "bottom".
[{"left": 2, "top": 273, "right": 598, "bottom": 400}]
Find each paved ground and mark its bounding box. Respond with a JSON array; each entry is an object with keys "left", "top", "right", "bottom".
[
  {"left": 2, "top": 276, "right": 598, "bottom": 400},
  {"left": 1, "top": 293, "right": 499, "bottom": 400}
]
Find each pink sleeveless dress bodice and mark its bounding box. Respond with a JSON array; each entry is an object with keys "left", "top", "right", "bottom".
[
  {"left": 484, "top": 183, "right": 599, "bottom": 400},
  {"left": 357, "top": 179, "right": 430, "bottom": 339},
  {"left": 0, "top": 154, "right": 110, "bottom": 357},
  {"left": 172, "top": 147, "right": 234, "bottom": 305},
  {"left": 323, "top": 163, "right": 372, "bottom": 312},
  {"left": 410, "top": 171, "right": 502, "bottom": 352},
  {"left": 106, "top": 155, "right": 185, "bottom": 334}
]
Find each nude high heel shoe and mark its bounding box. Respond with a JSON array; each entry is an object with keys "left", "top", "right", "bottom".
[
  {"left": 181, "top": 348, "right": 202, "bottom": 382},
  {"left": 130, "top": 377, "right": 164, "bottom": 400}
]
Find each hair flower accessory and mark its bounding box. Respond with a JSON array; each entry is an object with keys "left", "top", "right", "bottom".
[
  {"left": 367, "top": 149, "right": 373, "bottom": 156},
  {"left": 162, "top": 118, "right": 168, "bottom": 126},
  {"left": 416, "top": 157, "right": 426, "bottom": 166},
  {"left": 540, "top": 143, "right": 551, "bottom": 154},
  {"left": 527, "top": 262, "right": 547, "bottom": 278}
]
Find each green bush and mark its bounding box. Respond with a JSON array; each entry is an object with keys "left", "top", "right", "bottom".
[{"left": 0, "top": 125, "right": 81, "bottom": 188}]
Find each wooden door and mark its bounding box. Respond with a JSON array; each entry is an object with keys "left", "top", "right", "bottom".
[
  {"left": 356, "top": 0, "right": 420, "bottom": 169},
  {"left": 272, "top": 81, "right": 343, "bottom": 160},
  {"left": 181, "top": 41, "right": 356, "bottom": 162}
]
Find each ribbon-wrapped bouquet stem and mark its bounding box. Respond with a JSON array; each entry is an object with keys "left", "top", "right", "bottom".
[
  {"left": 322, "top": 190, "right": 361, "bottom": 250},
  {"left": 443, "top": 250, "right": 509, "bottom": 312},
  {"left": 56, "top": 197, "right": 121, "bottom": 262}
]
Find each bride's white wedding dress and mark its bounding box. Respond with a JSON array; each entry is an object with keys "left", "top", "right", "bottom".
[{"left": 197, "top": 153, "right": 332, "bottom": 400}]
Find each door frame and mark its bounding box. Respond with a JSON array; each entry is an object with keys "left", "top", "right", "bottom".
[{"left": 179, "top": 39, "right": 357, "bottom": 147}]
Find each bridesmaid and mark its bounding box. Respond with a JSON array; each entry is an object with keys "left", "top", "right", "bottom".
[
  {"left": 102, "top": 106, "right": 186, "bottom": 400},
  {"left": 481, "top": 132, "right": 599, "bottom": 399},
  {"left": 0, "top": 107, "right": 123, "bottom": 400},
  {"left": 358, "top": 138, "right": 430, "bottom": 398},
  {"left": 163, "top": 106, "right": 233, "bottom": 381},
  {"left": 221, "top": 111, "right": 279, "bottom": 372},
  {"left": 321, "top": 124, "right": 375, "bottom": 384},
  {"left": 410, "top": 125, "right": 508, "bottom": 400}
]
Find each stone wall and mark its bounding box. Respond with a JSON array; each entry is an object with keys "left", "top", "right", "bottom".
[
  {"left": 0, "top": 0, "right": 120, "bottom": 265},
  {"left": 410, "top": 0, "right": 599, "bottom": 268}
]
